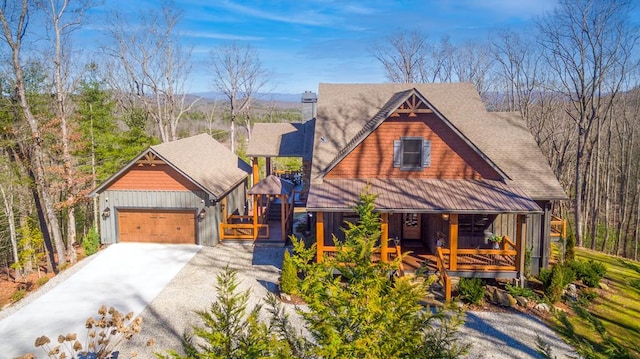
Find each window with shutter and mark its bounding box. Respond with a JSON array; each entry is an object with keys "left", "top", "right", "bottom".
[{"left": 393, "top": 137, "right": 431, "bottom": 170}]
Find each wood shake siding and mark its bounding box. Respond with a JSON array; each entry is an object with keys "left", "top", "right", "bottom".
[
  {"left": 325, "top": 114, "right": 501, "bottom": 180},
  {"left": 109, "top": 164, "right": 200, "bottom": 191}
]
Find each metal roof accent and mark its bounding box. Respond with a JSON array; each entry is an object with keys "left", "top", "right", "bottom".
[{"left": 306, "top": 178, "right": 542, "bottom": 213}]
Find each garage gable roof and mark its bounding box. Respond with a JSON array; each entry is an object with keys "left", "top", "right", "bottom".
[{"left": 91, "top": 134, "right": 251, "bottom": 201}]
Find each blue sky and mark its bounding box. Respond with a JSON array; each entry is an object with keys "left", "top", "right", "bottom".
[{"left": 82, "top": 0, "right": 563, "bottom": 94}]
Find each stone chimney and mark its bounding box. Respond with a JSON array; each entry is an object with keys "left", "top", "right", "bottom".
[{"left": 301, "top": 91, "right": 317, "bottom": 122}]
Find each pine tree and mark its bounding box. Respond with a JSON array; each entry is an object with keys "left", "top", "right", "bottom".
[
  {"left": 285, "top": 188, "right": 469, "bottom": 358},
  {"left": 280, "top": 249, "right": 299, "bottom": 295}
]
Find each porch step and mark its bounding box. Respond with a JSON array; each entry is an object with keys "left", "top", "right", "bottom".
[
  {"left": 254, "top": 240, "right": 286, "bottom": 248},
  {"left": 268, "top": 202, "right": 282, "bottom": 220}
]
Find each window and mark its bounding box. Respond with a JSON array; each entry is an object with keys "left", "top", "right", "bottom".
[{"left": 393, "top": 137, "right": 431, "bottom": 170}]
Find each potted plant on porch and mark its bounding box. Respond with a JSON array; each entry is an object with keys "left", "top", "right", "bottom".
[{"left": 488, "top": 234, "right": 503, "bottom": 249}]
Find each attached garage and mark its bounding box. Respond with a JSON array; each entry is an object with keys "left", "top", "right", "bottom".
[
  {"left": 118, "top": 209, "right": 196, "bottom": 244},
  {"left": 90, "top": 134, "right": 251, "bottom": 246}
]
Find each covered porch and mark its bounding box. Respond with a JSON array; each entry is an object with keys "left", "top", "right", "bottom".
[
  {"left": 307, "top": 178, "right": 546, "bottom": 301},
  {"left": 219, "top": 175, "right": 296, "bottom": 244}
]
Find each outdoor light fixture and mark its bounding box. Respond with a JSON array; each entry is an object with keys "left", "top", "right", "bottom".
[
  {"left": 102, "top": 207, "right": 111, "bottom": 219},
  {"left": 198, "top": 208, "right": 207, "bottom": 220},
  {"left": 441, "top": 213, "right": 450, "bottom": 221}
]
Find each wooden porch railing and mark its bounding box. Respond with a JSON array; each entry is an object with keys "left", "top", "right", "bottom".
[
  {"left": 550, "top": 215, "right": 566, "bottom": 240},
  {"left": 435, "top": 247, "right": 451, "bottom": 301},
  {"left": 220, "top": 215, "right": 269, "bottom": 240},
  {"left": 317, "top": 239, "right": 403, "bottom": 271}
]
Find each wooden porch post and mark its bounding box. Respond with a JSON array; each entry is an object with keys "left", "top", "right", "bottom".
[
  {"left": 281, "top": 194, "right": 287, "bottom": 241},
  {"left": 449, "top": 213, "right": 458, "bottom": 271},
  {"left": 252, "top": 157, "right": 259, "bottom": 186},
  {"left": 516, "top": 214, "right": 527, "bottom": 286},
  {"left": 316, "top": 212, "right": 324, "bottom": 263},
  {"left": 445, "top": 277, "right": 452, "bottom": 302},
  {"left": 381, "top": 213, "right": 389, "bottom": 263},
  {"left": 252, "top": 194, "right": 258, "bottom": 240}
]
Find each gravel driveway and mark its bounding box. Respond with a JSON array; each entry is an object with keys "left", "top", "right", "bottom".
[{"left": 117, "top": 243, "right": 578, "bottom": 359}]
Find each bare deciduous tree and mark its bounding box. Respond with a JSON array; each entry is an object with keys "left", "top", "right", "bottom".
[
  {"left": 210, "top": 43, "right": 268, "bottom": 153},
  {"left": 537, "top": 0, "right": 639, "bottom": 247},
  {"left": 104, "top": 0, "right": 197, "bottom": 143},
  {"left": 37, "top": 0, "right": 95, "bottom": 264},
  {"left": 370, "top": 30, "right": 431, "bottom": 83},
  {"left": 0, "top": 0, "right": 63, "bottom": 270}
]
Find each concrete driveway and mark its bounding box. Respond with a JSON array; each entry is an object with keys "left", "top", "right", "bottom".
[{"left": 0, "top": 243, "right": 200, "bottom": 358}]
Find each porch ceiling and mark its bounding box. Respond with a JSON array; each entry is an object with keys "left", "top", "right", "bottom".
[{"left": 306, "top": 178, "right": 541, "bottom": 213}]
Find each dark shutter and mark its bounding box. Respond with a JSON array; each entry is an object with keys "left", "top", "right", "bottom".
[
  {"left": 393, "top": 140, "right": 401, "bottom": 167},
  {"left": 422, "top": 140, "right": 431, "bottom": 167}
]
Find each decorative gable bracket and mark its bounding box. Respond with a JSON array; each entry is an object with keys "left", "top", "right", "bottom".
[
  {"left": 136, "top": 152, "right": 165, "bottom": 167},
  {"left": 391, "top": 94, "right": 433, "bottom": 117}
]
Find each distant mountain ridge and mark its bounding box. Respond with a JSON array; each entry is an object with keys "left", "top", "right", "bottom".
[{"left": 192, "top": 91, "right": 302, "bottom": 103}]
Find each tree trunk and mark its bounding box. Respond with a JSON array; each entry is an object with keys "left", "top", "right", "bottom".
[
  {"left": 0, "top": 3, "right": 67, "bottom": 266},
  {"left": 0, "top": 184, "right": 19, "bottom": 280}
]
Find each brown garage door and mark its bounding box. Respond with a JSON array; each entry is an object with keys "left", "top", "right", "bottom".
[{"left": 118, "top": 209, "right": 196, "bottom": 244}]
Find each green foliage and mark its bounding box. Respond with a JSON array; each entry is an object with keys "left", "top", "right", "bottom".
[
  {"left": 75, "top": 79, "right": 157, "bottom": 182},
  {"left": 457, "top": 277, "right": 485, "bottom": 305},
  {"left": 540, "top": 263, "right": 575, "bottom": 303},
  {"left": 81, "top": 227, "right": 100, "bottom": 256},
  {"left": 158, "top": 267, "right": 288, "bottom": 359},
  {"left": 287, "top": 188, "right": 469, "bottom": 358},
  {"left": 565, "top": 232, "right": 576, "bottom": 261},
  {"left": 36, "top": 277, "right": 49, "bottom": 287},
  {"left": 272, "top": 157, "right": 303, "bottom": 172},
  {"left": 11, "top": 289, "right": 26, "bottom": 302},
  {"left": 11, "top": 220, "right": 45, "bottom": 278},
  {"left": 280, "top": 249, "right": 299, "bottom": 295},
  {"left": 629, "top": 279, "right": 640, "bottom": 291},
  {"left": 569, "top": 259, "right": 607, "bottom": 287},
  {"left": 505, "top": 283, "right": 538, "bottom": 300},
  {"left": 577, "top": 289, "right": 598, "bottom": 307},
  {"left": 524, "top": 245, "right": 532, "bottom": 277}
]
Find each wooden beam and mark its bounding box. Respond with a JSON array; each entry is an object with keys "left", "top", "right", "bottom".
[
  {"left": 281, "top": 195, "right": 286, "bottom": 241},
  {"left": 252, "top": 157, "right": 259, "bottom": 186},
  {"left": 266, "top": 157, "right": 272, "bottom": 176},
  {"left": 252, "top": 195, "right": 258, "bottom": 240},
  {"left": 445, "top": 276, "right": 452, "bottom": 302},
  {"left": 516, "top": 214, "right": 527, "bottom": 286},
  {"left": 316, "top": 212, "right": 324, "bottom": 263},
  {"left": 449, "top": 214, "right": 458, "bottom": 271},
  {"left": 381, "top": 213, "right": 389, "bottom": 263}
]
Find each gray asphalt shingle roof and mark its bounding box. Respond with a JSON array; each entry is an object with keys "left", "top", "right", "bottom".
[
  {"left": 91, "top": 134, "right": 251, "bottom": 201},
  {"left": 151, "top": 134, "right": 251, "bottom": 200},
  {"left": 247, "top": 121, "right": 315, "bottom": 161},
  {"left": 311, "top": 83, "right": 567, "bottom": 202}
]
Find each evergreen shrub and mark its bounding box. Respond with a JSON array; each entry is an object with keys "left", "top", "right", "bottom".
[
  {"left": 280, "top": 249, "right": 299, "bottom": 295},
  {"left": 82, "top": 226, "right": 100, "bottom": 256},
  {"left": 540, "top": 263, "right": 575, "bottom": 303},
  {"left": 457, "top": 277, "right": 485, "bottom": 305},
  {"left": 569, "top": 259, "right": 607, "bottom": 287}
]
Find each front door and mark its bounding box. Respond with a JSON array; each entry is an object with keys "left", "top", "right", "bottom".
[{"left": 402, "top": 213, "right": 421, "bottom": 240}]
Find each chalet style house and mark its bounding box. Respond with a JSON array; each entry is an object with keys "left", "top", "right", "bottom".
[
  {"left": 91, "top": 82, "right": 566, "bottom": 301},
  {"left": 248, "top": 83, "right": 567, "bottom": 300}
]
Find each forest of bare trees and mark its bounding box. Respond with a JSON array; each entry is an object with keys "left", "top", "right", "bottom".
[{"left": 0, "top": 0, "right": 638, "bottom": 281}]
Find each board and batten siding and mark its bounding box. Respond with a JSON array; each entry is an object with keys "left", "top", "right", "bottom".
[{"left": 98, "top": 184, "right": 247, "bottom": 247}]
